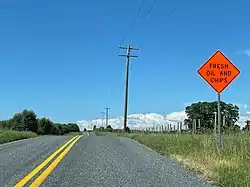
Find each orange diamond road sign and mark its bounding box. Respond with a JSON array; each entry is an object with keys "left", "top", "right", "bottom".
[{"left": 198, "top": 50, "right": 240, "bottom": 94}]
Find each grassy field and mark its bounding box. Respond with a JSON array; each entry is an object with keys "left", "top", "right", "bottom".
[
  {"left": 95, "top": 131, "right": 250, "bottom": 187},
  {"left": 66, "top": 131, "right": 83, "bottom": 136},
  {"left": 0, "top": 129, "right": 38, "bottom": 144}
]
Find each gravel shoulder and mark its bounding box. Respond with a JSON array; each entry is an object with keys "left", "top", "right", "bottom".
[{"left": 42, "top": 135, "right": 215, "bottom": 187}]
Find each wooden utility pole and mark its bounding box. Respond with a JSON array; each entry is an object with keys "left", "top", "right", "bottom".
[
  {"left": 105, "top": 108, "right": 110, "bottom": 129},
  {"left": 119, "top": 45, "right": 139, "bottom": 132},
  {"left": 100, "top": 112, "right": 105, "bottom": 127}
]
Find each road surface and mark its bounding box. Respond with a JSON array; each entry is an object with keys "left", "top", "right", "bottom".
[{"left": 0, "top": 133, "right": 215, "bottom": 187}]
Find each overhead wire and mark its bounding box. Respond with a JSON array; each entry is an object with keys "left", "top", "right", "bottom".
[
  {"left": 111, "top": 0, "right": 147, "bottom": 108},
  {"left": 129, "top": 5, "right": 177, "bottom": 44},
  {"left": 112, "top": 0, "right": 176, "bottom": 109},
  {"left": 119, "top": 0, "right": 147, "bottom": 46},
  {"left": 127, "top": 5, "right": 177, "bottom": 82}
]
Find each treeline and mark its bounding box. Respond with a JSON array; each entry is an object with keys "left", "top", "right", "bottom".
[
  {"left": 184, "top": 101, "right": 250, "bottom": 133},
  {"left": 0, "top": 109, "right": 80, "bottom": 135},
  {"left": 92, "top": 125, "right": 131, "bottom": 133}
]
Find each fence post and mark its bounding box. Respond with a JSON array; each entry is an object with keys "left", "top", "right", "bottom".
[{"left": 180, "top": 122, "right": 182, "bottom": 134}]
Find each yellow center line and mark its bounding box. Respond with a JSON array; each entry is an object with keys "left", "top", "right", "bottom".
[
  {"left": 30, "top": 135, "right": 82, "bottom": 187},
  {"left": 14, "top": 135, "right": 80, "bottom": 187}
]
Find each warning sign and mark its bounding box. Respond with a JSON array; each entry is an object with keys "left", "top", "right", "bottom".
[{"left": 198, "top": 50, "right": 240, "bottom": 93}]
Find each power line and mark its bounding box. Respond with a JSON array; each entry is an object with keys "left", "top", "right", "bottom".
[
  {"left": 143, "top": 0, "right": 157, "bottom": 21},
  {"left": 117, "top": 0, "right": 171, "bottom": 109},
  {"left": 120, "top": 0, "right": 177, "bottom": 45},
  {"left": 113, "top": 82, "right": 125, "bottom": 106},
  {"left": 125, "top": 0, "right": 158, "bottom": 44},
  {"left": 128, "top": 5, "right": 177, "bottom": 44},
  {"left": 112, "top": 63, "right": 135, "bottom": 108},
  {"left": 124, "top": 6, "right": 176, "bottom": 88},
  {"left": 113, "top": 1, "right": 146, "bottom": 105},
  {"left": 119, "top": 0, "right": 146, "bottom": 45},
  {"left": 109, "top": 66, "right": 126, "bottom": 108}
]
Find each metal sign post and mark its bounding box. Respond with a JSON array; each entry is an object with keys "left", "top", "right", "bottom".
[
  {"left": 217, "top": 93, "right": 222, "bottom": 154},
  {"left": 198, "top": 50, "right": 240, "bottom": 154}
]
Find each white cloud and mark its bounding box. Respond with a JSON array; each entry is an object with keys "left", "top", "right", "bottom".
[
  {"left": 166, "top": 111, "right": 187, "bottom": 121},
  {"left": 237, "top": 115, "right": 249, "bottom": 127},
  {"left": 236, "top": 49, "right": 250, "bottom": 57},
  {"left": 77, "top": 120, "right": 92, "bottom": 131},
  {"left": 77, "top": 112, "right": 187, "bottom": 131},
  {"left": 76, "top": 103, "right": 250, "bottom": 131}
]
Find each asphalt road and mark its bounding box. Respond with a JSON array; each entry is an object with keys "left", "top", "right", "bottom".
[{"left": 0, "top": 133, "right": 215, "bottom": 187}]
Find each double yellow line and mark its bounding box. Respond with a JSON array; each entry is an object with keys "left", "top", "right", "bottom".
[{"left": 14, "top": 135, "right": 82, "bottom": 187}]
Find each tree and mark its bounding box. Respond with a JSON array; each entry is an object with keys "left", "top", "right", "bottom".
[
  {"left": 10, "top": 113, "right": 26, "bottom": 131},
  {"left": 52, "top": 125, "right": 60, "bottom": 135},
  {"left": 106, "top": 125, "right": 112, "bottom": 129},
  {"left": 106, "top": 125, "right": 113, "bottom": 132},
  {"left": 184, "top": 101, "right": 239, "bottom": 131},
  {"left": 38, "top": 118, "right": 54, "bottom": 135},
  {"left": 53, "top": 123, "right": 66, "bottom": 135},
  {"left": 93, "top": 125, "right": 96, "bottom": 131},
  {"left": 0, "top": 120, "right": 12, "bottom": 130},
  {"left": 99, "top": 126, "right": 104, "bottom": 131},
  {"left": 225, "top": 124, "right": 241, "bottom": 133},
  {"left": 83, "top": 128, "right": 87, "bottom": 132},
  {"left": 1, "top": 109, "right": 81, "bottom": 135},
  {"left": 125, "top": 126, "right": 131, "bottom": 133},
  {"left": 67, "top": 123, "right": 80, "bottom": 132},
  {"left": 55, "top": 123, "right": 64, "bottom": 135},
  {"left": 243, "top": 120, "right": 250, "bottom": 131},
  {"left": 61, "top": 124, "right": 70, "bottom": 134},
  {"left": 9, "top": 110, "right": 38, "bottom": 132},
  {"left": 22, "top": 109, "right": 38, "bottom": 133}
]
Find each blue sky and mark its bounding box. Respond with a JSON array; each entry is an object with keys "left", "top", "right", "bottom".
[{"left": 0, "top": 0, "right": 249, "bottom": 122}]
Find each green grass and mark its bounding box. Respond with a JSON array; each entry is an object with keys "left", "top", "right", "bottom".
[
  {"left": 66, "top": 131, "right": 83, "bottom": 136},
  {"left": 94, "top": 131, "right": 117, "bottom": 136},
  {"left": 0, "top": 129, "right": 37, "bottom": 144},
  {"left": 95, "top": 132, "right": 250, "bottom": 187}
]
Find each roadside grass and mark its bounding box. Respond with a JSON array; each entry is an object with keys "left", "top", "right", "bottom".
[
  {"left": 0, "top": 129, "right": 37, "bottom": 144},
  {"left": 95, "top": 131, "right": 250, "bottom": 187},
  {"left": 66, "top": 132, "right": 83, "bottom": 136},
  {"left": 94, "top": 131, "right": 117, "bottom": 136}
]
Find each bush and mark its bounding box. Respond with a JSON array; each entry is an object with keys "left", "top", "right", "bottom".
[
  {"left": 125, "top": 126, "right": 131, "bottom": 133},
  {"left": 106, "top": 125, "right": 113, "bottom": 132},
  {"left": 1, "top": 109, "right": 80, "bottom": 137},
  {"left": 38, "top": 118, "right": 54, "bottom": 135},
  {"left": 0, "top": 131, "right": 37, "bottom": 144},
  {"left": 0, "top": 120, "right": 12, "bottom": 130}
]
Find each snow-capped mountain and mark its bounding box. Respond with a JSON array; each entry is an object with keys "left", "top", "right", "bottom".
[{"left": 76, "top": 110, "right": 249, "bottom": 131}]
